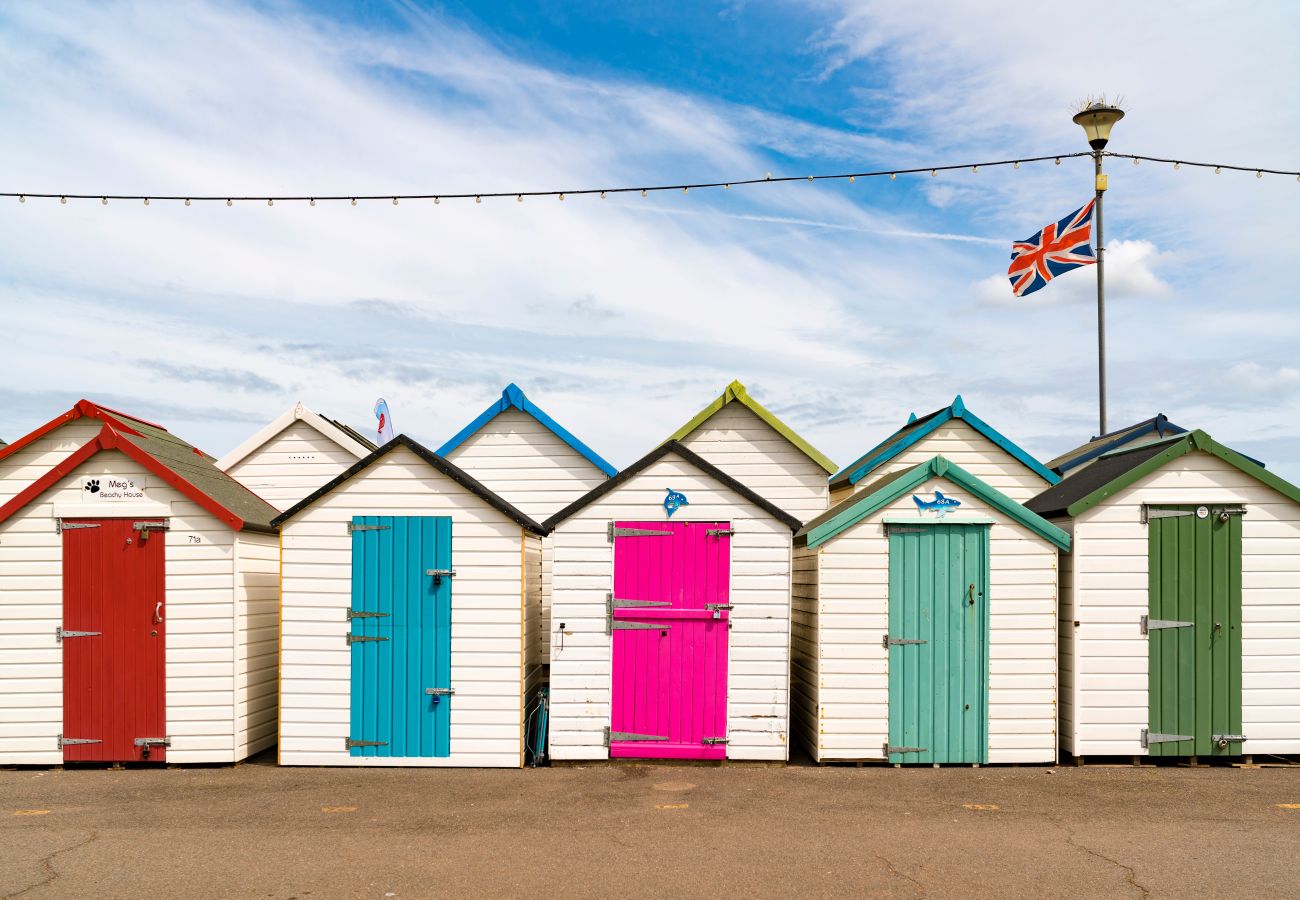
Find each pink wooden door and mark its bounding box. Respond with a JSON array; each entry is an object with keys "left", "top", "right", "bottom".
[{"left": 610, "top": 521, "right": 730, "bottom": 759}]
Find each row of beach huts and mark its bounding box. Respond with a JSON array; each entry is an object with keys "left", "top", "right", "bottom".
[{"left": 0, "top": 382, "right": 1296, "bottom": 768}]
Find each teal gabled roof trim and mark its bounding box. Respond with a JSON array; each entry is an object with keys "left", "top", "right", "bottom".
[
  {"left": 437, "top": 383, "right": 617, "bottom": 478},
  {"left": 828, "top": 394, "right": 1060, "bottom": 489},
  {"left": 800, "top": 455, "right": 1070, "bottom": 551}
]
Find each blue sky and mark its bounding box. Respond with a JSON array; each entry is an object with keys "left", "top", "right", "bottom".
[{"left": 2, "top": 1, "right": 1298, "bottom": 479}]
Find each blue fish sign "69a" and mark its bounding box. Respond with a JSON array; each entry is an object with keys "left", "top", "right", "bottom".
[
  {"left": 664, "top": 488, "right": 689, "bottom": 517},
  {"left": 913, "top": 490, "right": 960, "bottom": 517}
]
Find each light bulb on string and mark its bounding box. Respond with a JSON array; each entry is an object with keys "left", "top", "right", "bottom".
[
  {"left": 1256, "top": 170, "right": 1263, "bottom": 179},
  {"left": 889, "top": 173, "right": 896, "bottom": 180},
  {"left": 1133, "top": 158, "right": 1139, "bottom": 165},
  {"left": 227, "top": 199, "right": 233, "bottom": 206},
  {"left": 971, "top": 165, "right": 977, "bottom": 173},
  {"left": 641, "top": 189, "right": 647, "bottom": 197},
  {"left": 765, "top": 172, "right": 771, "bottom": 180},
  {"left": 807, "top": 175, "right": 814, "bottom": 182},
  {"left": 144, "top": 198, "right": 150, "bottom": 205},
  {"left": 473, "top": 196, "right": 479, "bottom": 204},
  {"left": 101, "top": 197, "right": 107, "bottom": 205},
  {"left": 1215, "top": 167, "right": 1221, "bottom": 174},
  {"left": 848, "top": 175, "right": 854, "bottom": 183},
  {"left": 1173, "top": 162, "right": 1180, "bottom": 171},
  {"left": 600, "top": 191, "right": 606, "bottom": 199},
  {"left": 351, "top": 198, "right": 357, "bottom": 205},
  {"left": 724, "top": 183, "right": 730, "bottom": 189},
  {"left": 1054, "top": 158, "right": 1061, "bottom": 165},
  {"left": 1013, "top": 161, "right": 1020, "bottom": 169},
  {"left": 435, "top": 197, "right": 441, "bottom": 204},
  {"left": 309, "top": 198, "right": 316, "bottom": 206},
  {"left": 517, "top": 194, "right": 523, "bottom": 202},
  {"left": 267, "top": 199, "right": 274, "bottom": 206},
  {"left": 18, "top": 195, "right": 24, "bottom": 203},
  {"left": 558, "top": 193, "right": 564, "bottom": 201},
  {"left": 60, "top": 196, "right": 66, "bottom": 204},
  {"left": 392, "top": 197, "right": 398, "bottom": 205},
  {"left": 683, "top": 186, "right": 689, "bottom": 194},
  {"left": 930, "top": 169, "right": 936, "bottom": 177},
  {"left": 184, "top": 198, "right": 190, "bottom": 206}
]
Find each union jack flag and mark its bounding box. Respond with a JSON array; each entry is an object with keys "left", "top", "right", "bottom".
[{"left": 1007, "top": 199, "right": 1096, "bottom": 297}]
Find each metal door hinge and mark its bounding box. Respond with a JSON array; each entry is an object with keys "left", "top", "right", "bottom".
[
  {"left": 883, "top": 635, "right": 927, "bottom": 648},
  {"left": 701, "top": 737, "right": 728, "bottom": 745},
  {"left": 425, "top": 568, "right": 456, "bottom": 585},
  {"left": 56, "top": 520, "right": 100, "bottom": 534},
  {"left": 613, "top": 621, "right": 668, "bottom": 631},
  {"left": 605, "top": 727, "right": 669, "bottom": 746},
  {"left": 345, "top": 738, "right": 387, "bottom": 750},
  {"left": 347, "top": 522, "right": 391, "bottom": 533},
  {"left": 1141, "top": 728, "right": 1193, "bottom": 747},
  {"left": 1142, "top": 504, "right": 1247, "bottom": 524},
  {"left": 1141, "top": 615, "right": 1194, "bottom": 634},
  {"left": 705, "top": 528, "right": 734, "bottom": 537},
  {"left": 58, "top": 735, "right": 101, "bottom": 748},
  {"left": 56, "top": 627, "right": 101, "bottom": 642},
  {"left": 606, "top": 592, "right": 671, "bottom": 634},
  {"left": 885, "top": 743, "right": 927, "bottom": 755},
  {"left": 346, "top": 634, "right": 389, "bottom": 645},
  {"left": 608, "top": 523, "right": 673, "bottom": 542},
  {"left": 346, "top": 609, "right": 390, "bottom": 620}
]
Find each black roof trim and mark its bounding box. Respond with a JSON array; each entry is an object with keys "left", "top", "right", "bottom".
[
  {"left": 271, "top": 434, "right": 546, "bottom": 535},
  {"left": 541, "top": 440, "right": 802, "bottom": 533},
  {"left": 1026, "top": 438, "right": 1174, "bottom": 519}
]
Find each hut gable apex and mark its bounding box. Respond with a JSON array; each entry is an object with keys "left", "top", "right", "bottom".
[
  {"left": 0, "top": 422, "right": 279, "bottom": 533},
  {"left": 1032, "top": 429, "right": 1300, "bottom": 519},
  {"left": 542, "top": 440, "right": 802, "bottom": 532},
  {"left": 271, "top": 434, "right": 546, "bottom": 534},
  {"left": 662, "top": 379, "right": 836, "bottom": 476},
  {"left": 800, "top": 455, "right": 1069, "bottom": 550},
  {"left": 216, "top": 401, "right": 374, "bottom": 471},
  {"left": 0, "top": 398, "right": 167, "bottom": 465},
  {"left": 437, "top": 383, "right": 615, "bottom": 478},
  {"left": 829, "top": 394, "right": 1059, "bottom": 490}
]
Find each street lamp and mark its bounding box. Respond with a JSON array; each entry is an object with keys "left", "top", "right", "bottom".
[{"left": 1072, "top": 102, "right": 1124, "bottom": 435}]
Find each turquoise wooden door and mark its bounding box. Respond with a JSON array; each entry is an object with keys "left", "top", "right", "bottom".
[
  {"left": 886, "top": 524, "right": 989, "bottom": 764},
  {"left": 348, "top": 516, "right": 452, "bottom": 758}
]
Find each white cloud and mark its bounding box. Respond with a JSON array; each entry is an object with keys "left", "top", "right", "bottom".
[
  {"left": 1224, "top": 362, "right": 1300, "bottom": 395},
  {"left": 975, "top": 238, "right": 1171, "bottom": 307}
]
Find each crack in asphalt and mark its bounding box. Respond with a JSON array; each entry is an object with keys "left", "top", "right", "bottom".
[
  {"left": 874, "top": 854, "right": 926, "bottom": 897},
  {"left": 5, "top": 830, "right": 99, "bottom": 900},
  {"left": 1054, "top": 822, "right": 1150, "bottom": 899}
]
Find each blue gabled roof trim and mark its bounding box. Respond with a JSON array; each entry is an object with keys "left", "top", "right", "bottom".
[
  {"left": 436, "top": 383, "right": 617, "bottom": 478},
  {"left": 829, "top": 394, "right": 1060, "bottom": 489},
  {"left": 1053, "top": 414, "right": 1190, "bottom": 475}
]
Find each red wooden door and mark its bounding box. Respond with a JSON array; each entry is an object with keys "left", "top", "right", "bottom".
[
  {"left": 62, "top": 519, "right": 167, "bottom": 762},
  {"left": 609, "top": 521, "right": 730, "bottom": 759}
]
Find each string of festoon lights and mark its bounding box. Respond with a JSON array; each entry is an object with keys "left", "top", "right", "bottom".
[{"left": 2, "top": 150, "right": 1297, "bottom": 207}]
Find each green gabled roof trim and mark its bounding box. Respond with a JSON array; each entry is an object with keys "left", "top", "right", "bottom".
[
  {"left": 799, "top": 455, "right": 1070, "bottom": 551},
  {"left": 1064, "top": 429, "right": 1300, "bottom": 517},
  {"left": 661, "top": 379, "right": 837, "bottom": 475}
]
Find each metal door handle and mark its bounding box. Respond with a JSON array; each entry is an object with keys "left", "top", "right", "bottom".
[
  {"left": 154, "top": 602, "right": 163, "bottom": 625},
  {"left": 967, "top": 584, "right": 976, "bottom": 606}
]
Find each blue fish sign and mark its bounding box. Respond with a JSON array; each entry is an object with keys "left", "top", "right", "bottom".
[
  {"left": 913, "top": 490, "right": 961, "bottom": 517},
  {"left": 664, "top": 488, "right": 689, "bottom": 517}
]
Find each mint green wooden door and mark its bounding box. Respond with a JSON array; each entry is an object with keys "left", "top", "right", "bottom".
[
  {"left": 886, "top": 524, "right": 989, "bottom": 765},
  {"left": 1146, "top": 506, "right": 1243, "bottom": 757}
]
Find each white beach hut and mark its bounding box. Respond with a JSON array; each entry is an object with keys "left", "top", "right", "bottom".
[
  {"left": 544, "top": 441, "right": 801, "bottom": 762},
  {"left": 437, "top": 383, "right": 615, "bottom": 660},
  {"left": 1026, "top": 430, "right": 1300, "bottom": 762},
  {"left": 792, "top": 456, "right": 1069, "bottom": 765},
  {"left": 217, "top": 401, "right": 374, "bottom": 510},
  {"left": 0, "top": 418, "right": 281, "bottom": 764},
  {"left": 275, "top": 435, "right": 546, "bottom": 767}
]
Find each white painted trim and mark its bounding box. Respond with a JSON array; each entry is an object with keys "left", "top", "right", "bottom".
[
  {"left": 216, "top": 402, "right": 371, "bottom": 470},
  {"left": 52, "top": 503, "right": 172, "bottom": 518}
]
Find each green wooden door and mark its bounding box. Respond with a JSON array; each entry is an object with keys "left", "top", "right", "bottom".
[
  {"left": 1147, "top": 506, "right": 1243, "bottom": 757},
  {"left": 887, "top": 524, "right": 989, "bottom": 764}
]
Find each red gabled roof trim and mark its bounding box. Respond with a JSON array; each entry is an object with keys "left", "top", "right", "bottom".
[
  {"left": 0, "top": 400, "right": 155, "bottom": 465},
  {"left": 0, "top": 424, "right": 247, "bottom": 532}
]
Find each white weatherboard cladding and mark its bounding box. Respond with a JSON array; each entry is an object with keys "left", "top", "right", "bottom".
[
  {"left": 793, "top": 475, "right": 1059, "bottom": 764},
  {"left": 679, "top": 402, "right": 829, "bottom": 525},
  {"left": 1065, "top": 451, "right": 1300, "bottom": 756},
  {"left": 0, "top": 449, "right": 275, "bottom": 764},
  {"left": 548, "top": 452, "right": 794, "bottom": 761},
  {"left": 444, "top": 407, "right": 609, "bottom": 660},
  {"left": 0, "top": 420, "right": 103, "bottom": 506},
  {"left": 1055, "top": 519, "right": 1076, "bottom": 755},
  {"left": 831, "top": 420, "right": 1051, "bottom": 506},
  {"left": 277, "top": 445, "right": 538, "bottom": 768},
  {"left": 223, "top": 420, "right": 363, "bottom": 511},
  {"left": 234, "top": 531, "right": 280, "bottom": 759}
]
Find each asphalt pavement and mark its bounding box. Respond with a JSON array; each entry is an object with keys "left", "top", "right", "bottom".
[{"left": 2, "top": 754, "right": 1298, "bottom": 898}]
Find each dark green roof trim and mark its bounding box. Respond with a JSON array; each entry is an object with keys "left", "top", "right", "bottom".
[
  {"left": 272, "top": 434, "right": 546, "bottom": 535},
  {"left": 798, "top": 455, "right": 1070, "bottom": 551},
  {"left": 1060, "top": 430, "right": 1300, "bottom": 518},
  {"left": 662, "top": 380, "right": 837, "bottom": 475}
]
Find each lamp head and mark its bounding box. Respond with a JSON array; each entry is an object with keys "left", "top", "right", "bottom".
[{"left": 1073, "top": 102, "right": 1125, "bottom": 150}]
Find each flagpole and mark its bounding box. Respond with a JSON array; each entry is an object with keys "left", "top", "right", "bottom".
[
  {"left": 1093, "top": 149, "right": 1107, "bottom": 436},
  {"left": 1072, "top": 102, "right": 1124, "bottom": 437}
]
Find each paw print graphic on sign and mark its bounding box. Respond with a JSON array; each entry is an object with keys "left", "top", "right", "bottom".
[{"left": 84, "top": 479, "right": 101, "bottom": 494}]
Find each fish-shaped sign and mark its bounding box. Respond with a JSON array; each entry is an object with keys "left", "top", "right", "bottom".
[
  {"left": 913, "top": 490, "right": 960, "bottom": 517},
  {"left": 664, "top": 488, "right": 689, "bottom": 517}
]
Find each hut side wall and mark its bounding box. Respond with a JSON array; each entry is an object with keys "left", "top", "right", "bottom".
[
  {"left": 0, "top": 420, "right": 103, "bottom": 506},
  {"left": 278, "top": 445, "right": 530, "bottom": 767},
  {"left": 0, "top": 449, "right": 242, "bottom": 764},
  {"left": 548, "top": 453, "right": 793, "bottom": 761},
  {"left": 223, "top": 420, "right": 362, "bottom": 511},
  {"left": 830, "top": 420, "right": 1051, "bottom": 506},
  {"left": 1053, "top": 519, "right": 1076, "bottom": 755},
  {"left": 679, "top": 402, "right": 829, "bottom": 525},
  {"left": 814, "top": 475, "right": 1059, "bottom": 763},
  {"left": 790, "top": 543, "right": 821, "bottom": 760},
  {"left": 234, "top": 531, "right": 280, "bottom": 760},
  {"left": 444, "top": 407, "right": 609, "bottom": 662},
  {"left": 1070, "top": 451, "right": 1300, "bottom": 756}
]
